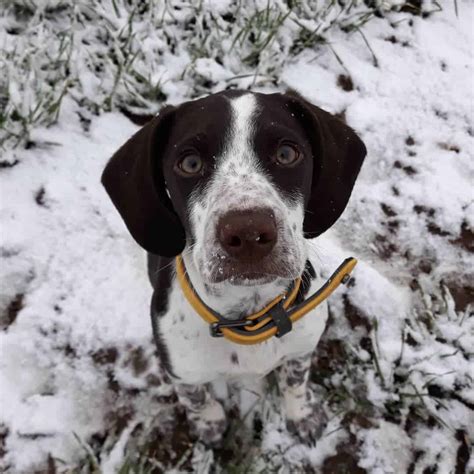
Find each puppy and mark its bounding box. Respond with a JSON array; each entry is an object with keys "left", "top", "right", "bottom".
[{"left": 102, "top": 90, "right": 366, "bottom": 445}]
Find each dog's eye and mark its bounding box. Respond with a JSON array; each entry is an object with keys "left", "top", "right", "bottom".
[
  {"left": 275, "top": 144, "right": 301, "bottom": 166},
  {"left": 177, "top": 154, "right": 203, "bottom": 176}
]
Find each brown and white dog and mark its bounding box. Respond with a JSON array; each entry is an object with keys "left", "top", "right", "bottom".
[{"left": 102, "top": 90, "right": 366, "bottom": 445}]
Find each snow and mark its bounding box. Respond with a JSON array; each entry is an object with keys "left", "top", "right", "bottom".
[
  {"left": 1, "top": 1, "right": 473, "bottom": 472},
  {"left": 359, "top": 420, "right": 412, "bottom": 473}
]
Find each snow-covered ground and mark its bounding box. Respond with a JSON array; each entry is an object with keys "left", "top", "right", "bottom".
[{"left": 1, "top": 1, "right": 473, "bottom": 472}]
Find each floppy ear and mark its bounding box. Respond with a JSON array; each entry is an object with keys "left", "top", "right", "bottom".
[
  {"left": 285, "top": 91, "right": 367, "bottom": 237},
  {"left": 101, "top": 106, "right": 186, "bottom": 257}
]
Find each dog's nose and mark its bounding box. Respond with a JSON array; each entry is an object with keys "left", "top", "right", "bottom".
[{"left": 217, "top": 209, "right": 277, "bottom": 261}]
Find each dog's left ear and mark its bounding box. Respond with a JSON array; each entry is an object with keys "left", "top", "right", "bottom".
[
  {"left": 101, "top": 106, "right": 186, "bottom": 257},
  {"left": 285, "top": 90, "right": 367, "bottom": 238}
]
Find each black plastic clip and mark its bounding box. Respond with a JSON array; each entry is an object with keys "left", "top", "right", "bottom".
[
  {"left": 210, "top": 319, "right": 252, "bottom": 337},
  {"left": 268, "top": 302, "right": 292, "bottom": 338}
]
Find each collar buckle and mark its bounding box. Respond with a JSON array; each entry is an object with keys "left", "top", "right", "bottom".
[
  {"left": 268, "top": 302, "right": 293, "bottom": 338},
  {"left": 210, "top": 320, "right": 252, "bottom": 337}
]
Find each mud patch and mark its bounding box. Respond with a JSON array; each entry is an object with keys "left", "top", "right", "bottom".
[
  {"left": 373, "top": 234, "right": 398, "bottom": 260},
  {"left": 106, "top": 405, "right": 136, "bottom": 436},
  {"left": 413, "top": 205, "right": 435, "bottom": 217},
  {"left": 438, "top": 142, "right": 460, "bottom": 153},
  {"left": 130, "top": 410, "right": 193, "bottom": 470},
  {"left": 311, "top": 337, "right": 347, "bottom": 385},
  {"left": 34, "top": 187, "right": 47, "bottom": 207},
  {"left": 427, "top": 222, "right": 450, "bottom": 237},
  {"left": 343, "top": 295, "right": 372, "bottom": 331},
  {"left": 444, "top": 284, "right": 473, "bottom": 312},
  {"left": 322, "top": 436, "right": 367, "bottom": 474},
  {"left": 2, "top": 293, "right": 24, "bottom": 330},
  {"left": 337, "top": 74, "right": 354, "bottom": 92},
  {"left": 455, "top": 430, "right": 470, "bottom": 474},
  {"left": 126, "top": 346, "right": 149, "bottom": 376},
  {"left": 380, "top": 203, "right": 397, "bottom": 217},
  {"left": 0, "top": 424, "right": 8, "bottom": 460},
  {"left": 394, "top": 160, "right": 417, "bottom": 175},
  {"left": 92, "top": 346, "right": 119, "bottom": 366},
  {"left": 0, "top": 159, "right": 19, "bottom": 169},
  {"left": 451, "top": 221, "right": 474, "bottom": 252}
]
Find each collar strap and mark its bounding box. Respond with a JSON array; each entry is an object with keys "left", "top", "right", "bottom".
[{"left": 175, "top": 255, "right": 357, "bottom": 345}]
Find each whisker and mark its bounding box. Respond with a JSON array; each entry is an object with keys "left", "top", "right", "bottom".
[
  {"left": 153, "top": 258, "right": 176, "bottom": 274},
  {"left": 151, "top": 242, "right": 198, "bottom": 275}
]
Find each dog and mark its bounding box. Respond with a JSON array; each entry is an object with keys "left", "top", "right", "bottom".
[{"left": 101, "top": 90, "right": 366, "bottom": 445}]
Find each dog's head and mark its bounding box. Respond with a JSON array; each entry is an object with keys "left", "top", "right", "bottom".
[{"left": 102, "top": 90, "right": 366, "bottom": 286}]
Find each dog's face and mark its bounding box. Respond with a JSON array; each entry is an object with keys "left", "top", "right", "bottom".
[
  {"left": 162, "top": 92, "right": 312, "bottom": 285},
  {"left": 102, "top": 90, "right": 366, "bottom": 286}
]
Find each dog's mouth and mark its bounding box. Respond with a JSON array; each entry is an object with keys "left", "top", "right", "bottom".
[
  {"left": 222, "top": 272, "right": 277, "bottom": 286},
  {"left": 208, "top": 259, "right": 294, "bottom": 285}
]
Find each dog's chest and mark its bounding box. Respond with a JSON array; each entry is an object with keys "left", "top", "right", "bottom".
[{"left": 157, "top": 278, "right": 328, "bottom": 385}]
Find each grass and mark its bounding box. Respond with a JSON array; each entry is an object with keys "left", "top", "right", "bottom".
[{"left": 0, "top": 0, "right": 443, "bottom": 151}]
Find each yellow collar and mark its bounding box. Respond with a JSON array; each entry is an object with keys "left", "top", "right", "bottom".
[{"left": 175, "top": 255, "right": 357, "bottom": 345}]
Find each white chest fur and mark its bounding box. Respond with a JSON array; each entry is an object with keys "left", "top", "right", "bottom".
[{"left": 157, "top": 272, "right": 329, "bottom": 385}]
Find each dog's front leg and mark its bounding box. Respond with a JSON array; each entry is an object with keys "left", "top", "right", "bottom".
[
  {"left": 277, "top": 352, "right": 327, "bottom": 444},
  {"left": 175, "top": 383, "right": 227, "bottom": 446}
]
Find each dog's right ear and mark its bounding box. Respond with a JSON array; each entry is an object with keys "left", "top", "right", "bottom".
[{"left": 101, "top": 106, "right": 186, "bottom": 257}]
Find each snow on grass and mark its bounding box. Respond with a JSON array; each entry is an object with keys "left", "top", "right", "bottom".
[
  {"left": 1, "top": 1, "right": 473, "bottom": 473},
  {"left": 1, "top": 0, "right": 432, "bottom": 150}
]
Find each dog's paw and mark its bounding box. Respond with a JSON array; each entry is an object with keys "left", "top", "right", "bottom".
[
  {"left": 286, "top": 410, "right": 327, "bottom": 444},
  {"left": 285, "top": 394, "right": 328, "bottom": 445},
  {"left": 188, "top": 399, "right": 227, "bottom": 447}
]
